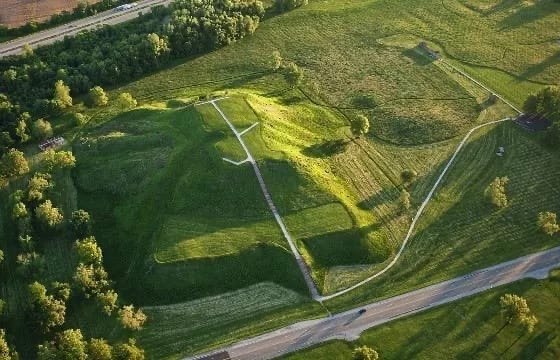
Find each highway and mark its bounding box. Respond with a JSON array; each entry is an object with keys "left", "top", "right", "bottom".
[
  {"left": 0, "top": 0, "right": 173, "bottom": 58},
  {"left": 190, "top": 246, "right": 560, "bottom": 360}
]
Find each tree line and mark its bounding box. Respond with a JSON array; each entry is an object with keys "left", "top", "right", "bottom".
[
  {"left": 0, "top": 0, "right": 266, "bottom": 156},
  {"left": 523, "top": 86, "right": 560, "bottom": 147}
]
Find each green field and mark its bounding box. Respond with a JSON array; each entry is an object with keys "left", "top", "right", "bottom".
[
  {"left": 283, "top": 272, "right": 560, "bottom": 359},
  {"left": 3, "top": 0, "right": 559, "bottom": 358}
]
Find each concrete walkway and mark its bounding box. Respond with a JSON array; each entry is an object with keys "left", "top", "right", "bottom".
[{"left": 204, "top": 99, "right": 320, "bottom": 300}]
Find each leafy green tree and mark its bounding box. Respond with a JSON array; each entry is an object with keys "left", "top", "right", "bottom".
[
  {"left": 485, "top": 177, "right": 509, "bottom": 209},
  {"left": 42, "top": 149, "right": 76, "bottom": 172},
  {"left": 1, "top": 149, "right": 29, "bottom": 178},
  {"left": 0, "top": 329, "right": 18, "bottom": 360},
  {"left": 28, "top": 282, "right": 66, "bottom": 332},
  {"left": 73, "top": 263, "right": 110, "bottom": 298},
  {"left": 272, "top": 50, "right": 283, "bottom": 71},
  {"left": 15, "top": 115, "right": 30, "bottom": 143},
  {"left": 353, "top": 345, "right": 379, "bottom": 360},
  {"left": 284, "top": 62, "right": 303, "bottom": 88},
  {"left": 400, "top": 189, "right": 411, "bottom": 211},
  {"left": 52, "top": 282, "right": 71, "bottom": 302},
  {"left": 32, "top": 119, "right": 53, "bottom": 140},
  {"left": 12, "top": 202, "right": 28, "bottom": 220},
  {"left": 75, "top": 237, "right": 103, "bottom": 265},
  {"left": 16, "top": 252, "right": 45, "bottom": 278},
  {"left": 113, "top": 339, "right": 144, "bottom": 360},
  {"left": 116, "top": 93, "right": 137, "bottom": 110},
  {"left": 87, "top": 338, "right": 113, "bottom": 360},
  {"left": 54, "top": 80, "right": 72, "bottom": 109},
  {"left": 22, "top": 43, "right": 33, "bottom": 58},
  {"left": 27, "top": 172, "right": 52, "bottom": 202},
  {"left": 96, "top": 290, "right": 118, "bottom": 316},
  {"left": 0, "top": 250, "right": 3, "bottom": 265},
  {"left": 35, "top": 200, "right": 64, "bottom": 229},
  {"left": 537, "top": 211, "right": 559, "bottom": 236},
  {"left": 351, "top": 115, "right": 370, "bottom": 138},
  {"left": 118, "top": 305, "right": 147, "bottom": 330},
  {"left": 72, "top": 113, "right": 88, "bottom": 126},
  {"left": 71, "top": 210, "right": 92, "bottom": 238},
  {"left": 18, "top": 234, "right": 34, "bottom": 252},
  {"left": 89, "top": 86, "right": 109, "bottom": 107},
  {"left": 37, "top": 329, "right": 86, "bottom": 360},
  {"left": 400, "top": 169, "right": 418, "bottom": 186}
]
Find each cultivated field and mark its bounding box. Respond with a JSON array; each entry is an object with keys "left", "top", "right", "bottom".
[{"left": 0, "top": 0, "right": 100, "bottom": 28}]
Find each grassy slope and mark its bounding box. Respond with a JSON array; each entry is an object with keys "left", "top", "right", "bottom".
[
  {"left": 326, "top": 122, "right": 560, "bottom": 311},
  {"left": 283, "top": 272, "right": 560, "bottom": 360}
]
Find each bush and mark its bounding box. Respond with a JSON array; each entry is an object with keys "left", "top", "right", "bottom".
[{"left": 275, "top": 0, "right": 308, "bottom": 12}]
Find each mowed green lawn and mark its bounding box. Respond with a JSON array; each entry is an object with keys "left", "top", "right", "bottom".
[
  {"left": 283, "top": 271, "right": 560, "bottom": 360},
  {"left": 326, "top": 122, "right": 560, "bottom": 310}
]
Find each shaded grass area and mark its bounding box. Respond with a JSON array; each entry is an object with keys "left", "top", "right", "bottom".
[
  {"left": 283, "top": 275, "right": 560, "bottom": 359},
  {"left": 326, "top": 122, "right": 560, "bottom": 311},
  {"left": 139, "top": 282, "right": 324, "bottom": 359}
]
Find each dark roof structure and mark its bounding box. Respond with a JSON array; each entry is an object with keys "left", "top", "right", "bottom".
[{"left": 515, "top": 113, "right": 552, "bottom": 132}]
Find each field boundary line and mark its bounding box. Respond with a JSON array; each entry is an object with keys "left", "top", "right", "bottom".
[
  {"left": 197, "top": 99, "right": 321, "bottom": 300},
  {"left": 319, "top": 117, "right": 512, "bottom": 301}
]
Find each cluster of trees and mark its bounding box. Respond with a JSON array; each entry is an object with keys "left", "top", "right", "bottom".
[
  {"left": 353, "top": 345, "right": 379, "bottom": 360},
  {"left": 537, "top": 211, "right": 559, "bottom": 236},
  {"left": 0, "top": 0, "right": 266, "bottom": 150},
  {"left": 37, "top": 329, "right": 144, "bottom": 360},
  {"left": 524, "top": 86, "right": 560, "bottom": 146}
]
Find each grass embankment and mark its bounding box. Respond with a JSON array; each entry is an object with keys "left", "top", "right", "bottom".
[{"left": 283, "top": 273, "right": 560, "bottom": 359}]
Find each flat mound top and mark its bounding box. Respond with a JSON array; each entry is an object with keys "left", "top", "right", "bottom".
[{"left": 0, "top": 0, "right": 101, "bottom": 28}]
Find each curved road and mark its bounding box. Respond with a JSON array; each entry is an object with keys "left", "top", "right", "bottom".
[
  {"left": 0, "top": 0, "right": 172, "bottom": 58},
  {"left": 190, "top": 246, "right": 560, "bottom": 360}
]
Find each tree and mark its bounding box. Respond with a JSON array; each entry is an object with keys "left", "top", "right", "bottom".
[
  {"left": 0, "top": 329, "right": 18, "bottom": 360},
  {"left": 73, "top": 263, "right": 109, "bottom": 297},
  {"left": 27, "top": 172, "right": 52, "bottom": 202},
  {"left": 118, "top": 305, "right": 147, "bottom": 330},
  {"left": 71, "top": 210, "right": 92, "bottom": 238},
  {"left": 400, "top": 169, "right": 418, "bottom": 186},
  {"left": 37, "top": 329, "right": 86, "bottom": 360},
  {"left": 89, "top": 86, "right": 109, "bottom": 107},
  {"left": 499, "top": 293, "right": 538, "bottom": 335},
  {"left": 52, "top": 282, "right": 71, "bottom": 302},
  {"left": 87, "top": 338, "right": 113, "bottom": 360},
  {"left": 72, "top": 113, "right": 88, "bottom": 126},
  {"left": 75, "top": 237, "right": 103, "bottom": 265},
  {"left": 520, "top": 313, "right": 538, "bottom": 334},
  {"left": 116, "top": 93, "right": 137, "bottom": 110},
  {"left": 42, "top": 149, "right": 76, "bottom": 171},
  {"left": 537, "top": 211, "right": 559, "bottom": 236},
  {"left": 96, "top": 290, "right": 118, "bottom": 316},
  {"left": 353, "top": 345, "right": 379, "bottom": 360},
  {"left": 400, "top": 189, "right": 411, "bottom": 211},
  {"left": 272, "top": 50, "right": 283, "bottom": 71},
  {"left": 32, "top": 119, "right": 53, "bottom": 140},
  {"left": 284, "top": 62, "right": 303, "bottom": 88},
  {"left": 28, "top": 282, "right": 66, "bottom": 332},
  {"left": 22, "top": 43, "right": 33, "bottom": 58},
  {"left": 0, "top": 149, "right": 29, "bottom": 178},
  {"left": 35, "top": 200, "right": 64, "bottom": 229},
  {"left": 351, "top": 115, "right": 370, "bottom": 138},
  {"left": 0, "top": 250, "right": 3, "bottom": 265},
  {"left": 12, "top": 202, "right": 28, "bottom": 220},
  {"left": 54, "top": 80, "right": 72, "bottom": 109},
  {"left": 15, "top": 116, "right": 30, "bottom": 143},
  {"left": 16, "top": 252, "right": 45, "bottom": 278},
  {"left": 485, "top": 176, "right": 509, "bottom": 209},
  {"left": 113, "top": 339, "right": 144, "bottom": 360}
]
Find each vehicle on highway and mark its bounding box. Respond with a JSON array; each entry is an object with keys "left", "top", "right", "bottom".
[
  {"left": 358, "top": 309, "right": 367, "bottom": 315},
  {"left": 114, "top": 3, "right": 138, "bottom": 11}
]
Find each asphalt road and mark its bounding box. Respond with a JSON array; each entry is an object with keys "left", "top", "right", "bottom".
[
  {"left": 190, "top": 246, "right": 560, "bottom": 360},
  {"left": 0, "top": 0, "right": 173, "bottom": 58}
]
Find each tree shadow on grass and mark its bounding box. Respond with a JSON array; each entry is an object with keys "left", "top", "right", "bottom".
[
  {"left": 518, "top": 51, "right": 560, "bottom": 81},
  {"left": 402, "top": 47, "right": 436, "bottom": 66},
  {"left": 498, "top": 0, "right": 560, "bottom": 30},
  {"left": 302, "top": 139, "right": 350, "bottom": 158}
]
